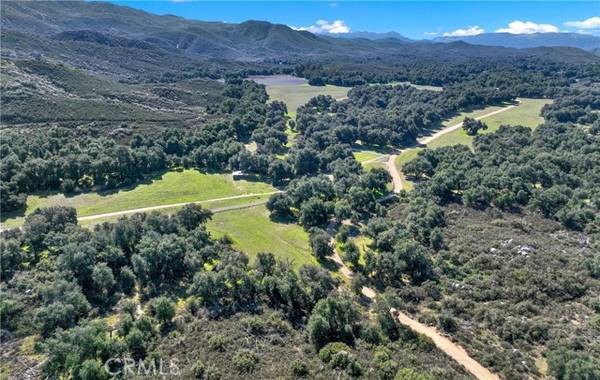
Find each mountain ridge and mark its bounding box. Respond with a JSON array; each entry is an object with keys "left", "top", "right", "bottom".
[
  {"left": 1, "top": 0, "right": 597, "bottom": 80},
  {"left": 434, "top": 32, "right": 600, "bottom": 51}
]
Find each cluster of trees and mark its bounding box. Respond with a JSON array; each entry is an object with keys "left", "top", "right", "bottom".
[
  {"left": 542, "top": 86, "right": 600, "bottom": 127},
  {"left": 295, "top": 82, "right": 514, "bottom": 148},
  {"left": 359, "top": 197, "right": 445, "bottom": 288},
  {"left": 1, "top": 202, "right": 438, "bottom": 379},
  {"left": 0, "top": 205, "right": 317, "bottom": 375},
  {"left": 267, "top": 165, "right": 390, "bottom": 230},
  {"left": 403, "top": 121, "right": 599, "bottom": 233},
  {"left": 462, "top": 117, "right": 488, "bottom": 136}
]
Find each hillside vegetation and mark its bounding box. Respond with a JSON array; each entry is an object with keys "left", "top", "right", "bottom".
[{"left": 1, "top": 2, "right": 599, "bottom": 380}]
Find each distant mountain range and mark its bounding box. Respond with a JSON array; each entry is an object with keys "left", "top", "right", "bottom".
[
  {"left": 434, "top": 32, "right": 600, "bottom": 51},
  {"left": 1, "top": 0, "right": 598, "bottom": 80},
  {"left": 324, "top": 31, "right": 412, "bottom": 42},
  {"left": 324, "top": 30, "right": 600, "bottom": 52}
]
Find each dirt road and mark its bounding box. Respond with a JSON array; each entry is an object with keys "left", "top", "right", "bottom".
[
  {"left": 386, "top": 154, "right": 404, "bottom": 193},
  {"left": 327, "top": 216, "right": 499, "bottom": 380},
  {"left": 75, "top": 191, "right": 281, "bottom": 221},
  {"left": 387, "top": 102, "right": 518, "bottom": 193},
  {"left": 391, "top": 308, "right": 500, "bottom": 380}
]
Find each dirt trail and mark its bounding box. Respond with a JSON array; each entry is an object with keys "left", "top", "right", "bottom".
[
  {"left": 419, "top": 102, "right": 518, "bottom": 146},
  {"left": 391, "top": 308, "right": 500, "bottom": 380},
  {"left": 387, "top": 102, "right": 518, "bottom": 193},
  {"left": 76, "top": 191, "right": 281, "bottom": 221},
  {"left": 327, "top": 220, "right": 498, "bottom": 379}
]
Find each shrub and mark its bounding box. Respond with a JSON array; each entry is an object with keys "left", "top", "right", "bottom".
[
  {"left": 395, "top": 368, "right": 434, "bottom": 380},
  {"left": 208, "top": 334, "right": 226, "bottom": 351},
  {"left": 187, "top": 296, "right": 200, "bottom": 316},
  {"left": 61, "top": 179, "right": 76, "bottom": 194},
  {"left": 192, "top": 360, "right": 206, "bottom": 379},
  {"left": 319, "top": 342, "right": 352, "bottom": 363},
  {"left": 547, "top": 348, "right": 600, "bottom": 380},
  {"left": 232, "top": 349, "right": 259, "bottom": 373},
  {"left": 291, "top": 360, "right": 309, "bottom": 377},
  {"left": 437, "top": 313, "right": 457, "bottom": 333},
  {"left": 360, "top": 323, "right": 382, "bottom": 345},
  {"left": 153, "top": 297, "right": 176, "bottom": 325}
]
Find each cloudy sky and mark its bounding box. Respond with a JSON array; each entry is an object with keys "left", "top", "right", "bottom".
[{"left": 108, "top": 1, "right": 600, "bottom": 39}]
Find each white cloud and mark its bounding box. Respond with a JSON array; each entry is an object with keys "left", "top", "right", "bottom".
[
  {"left": 295, "top": 20, "right": 350, "bottom": 34},
  {"left": 424, "top": 31, "right": 439, "bottom": 36},
  {"left": 443, "top": 26, "right": 484, "bottom": 37},
  {"left": 564, "top": 17, "right": 600, "bottom": 30},
  {"left": 496, "top": 20, "right": 558, "bottom": 34},
  {"left": 329, "top": 3, "right": 339, "bottom": 8}
]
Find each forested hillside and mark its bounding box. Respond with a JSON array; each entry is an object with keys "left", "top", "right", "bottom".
[{"left": 1, "top": 1, "right": 599, "bottom": 380}]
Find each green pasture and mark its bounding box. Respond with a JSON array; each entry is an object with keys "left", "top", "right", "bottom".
[
  {"left": 206, "top": 205, "right": 315, "bottom": 270},
  {"left": 2, "top": 170, "right": 276, "bottom": 228}
]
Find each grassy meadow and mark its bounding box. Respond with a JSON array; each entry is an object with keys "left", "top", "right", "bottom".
[
  {"left": 77, "top": 193, "right": 273, "bottom": 229},
  {"left": 1, "top": 170, "right": 276, "bottom": 228},
  {"left": 249, "top": 75, "right": 349, "bottom": 117},
  {"left": 353, "top": 150, "right": 384, "bottom": 163},
  {"left": 428, "top": 98, "right": 551, "bottom": 149},
  {"left": 206, "top": 205, "right": 314, "bottom": 269}
]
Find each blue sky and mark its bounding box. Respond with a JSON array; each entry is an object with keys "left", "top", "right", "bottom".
[{"left": 108, "top": 1, "right": 600, "bottom": 39}]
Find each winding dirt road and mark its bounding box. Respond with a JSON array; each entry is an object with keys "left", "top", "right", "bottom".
[
  {"left": 386, "top": 102, "right": 519, "bottom": 193},
  {"left": 391, "top": 308, "right": 500, "bottom": 380},
  {"left": 330, "top": 234, "right": 498, "bottom": 379}
]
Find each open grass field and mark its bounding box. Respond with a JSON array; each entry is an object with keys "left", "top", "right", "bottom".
[
  {"left": 363, "top": 161, "right": 387, "bottom": 172},
  {"left": 206, "top": 205, "right": 315, "bottom": 269},
  {"left": 285, "top": 125, "right": 299, "bottom": 148},
  {"left": 1, "top": 170, "right": 276, "bottom": 228},
  {"left": 428, "top": 98, "right": 551, "bottom": 149},
  {"left": 353, "top": 149, "right": 388, "bottom": 171},
  {"left": 249, "top": 75, "right": 349, "bottom": 116},
  {"left": 353, "top": 150, "right": 383, "bottom": 162},
  {"left": 396, "top": 98, "right": 551, "bottom": 190},
  {"left": 77, "top": 193, "right": 273, "bottom": 228},
  {"left": 394, "top": 148, "right": 423, "bottom": 191}
]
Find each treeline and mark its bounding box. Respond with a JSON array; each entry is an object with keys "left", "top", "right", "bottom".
[
  {"left": 542, "top": 86, "right": 600, "bottom": 126},
  {"left": 295, "top": 82, "right": 513, "bottom": 147},
  {"left": 267, "top": 166, "right": 390, "bottom": 229},
  {"left": 294, "top": 59, "right": 599, "bottom": 97}
]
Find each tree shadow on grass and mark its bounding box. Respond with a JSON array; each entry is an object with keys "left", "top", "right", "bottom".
[{"left": 268, "top": 213, "right": 297, "bottom": 225}]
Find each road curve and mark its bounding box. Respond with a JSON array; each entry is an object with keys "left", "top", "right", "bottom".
[
  {"left": 386, "top": 154, "right": 403, "bottom": 193},
  {"left": 387, "top": 102, "right": 519, "bottom": 193}
]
